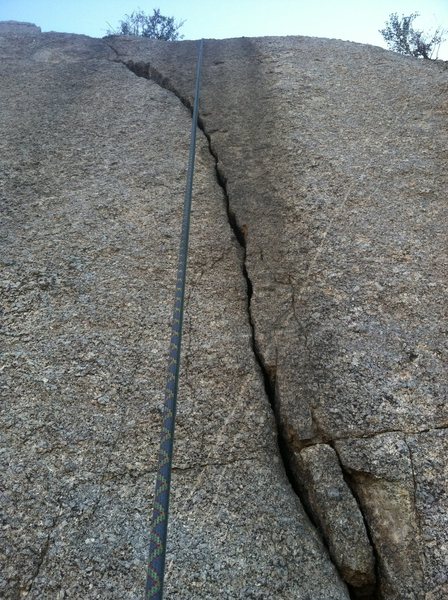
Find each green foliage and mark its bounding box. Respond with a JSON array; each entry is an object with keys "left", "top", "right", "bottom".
[
  {"left": 107, "top": 8, "right": 185, "bottom": 41},
  {"left": 379, "top": 13, "right": 446, "bottom": 59}
]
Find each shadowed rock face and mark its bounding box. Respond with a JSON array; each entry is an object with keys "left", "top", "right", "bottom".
[{"left": 1, "top": 24, "right": 446, "bottom": 600}]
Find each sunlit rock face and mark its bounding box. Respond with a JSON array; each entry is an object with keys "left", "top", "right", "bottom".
[{"left": 1, "top": 23, "right": 446, "bottom": 600}]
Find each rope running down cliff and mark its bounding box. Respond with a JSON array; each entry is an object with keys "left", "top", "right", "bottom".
[{"left": 145, "top": 39, "right": 204, "bottom": 600}]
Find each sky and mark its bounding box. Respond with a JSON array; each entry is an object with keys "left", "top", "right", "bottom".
[{"left": 1, "top": 0, "right": 447, "bottom": 59}]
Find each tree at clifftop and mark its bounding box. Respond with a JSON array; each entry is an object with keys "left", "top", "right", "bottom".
[
  {"left": 106, "top": 8, "right": 185, "bottom": 41},
  {"left": 380, "top": 13, "right": 446, "bottom": 59}
]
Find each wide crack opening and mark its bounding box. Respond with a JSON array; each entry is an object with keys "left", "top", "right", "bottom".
[{"left": 115, "top": 53, "right": 378, "bottom": 600}]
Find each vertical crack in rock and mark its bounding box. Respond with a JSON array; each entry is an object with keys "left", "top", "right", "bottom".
[
  {"left": 200, "top": 139, "right": 380, "bottom": 600},
  {"left": 289, "top": 440, "right": 378, "bottom": 598},
  {"left": 112, "top": 54, "right": 360, "bottom": 596},
  {"left": 403, "top": 438, "right": 426, "bottom": 579},
  {"left": 404, "top": 438, "right": 422, "bottom": 537},
  {"left": 115, "top": 56, "right": 305, "bottom": 493},
  {"left": 23, "top": 534, "right": 51, "bottom": 598},
  {"left": 330, "top": 444, "right": 381, "bottom": 600}
]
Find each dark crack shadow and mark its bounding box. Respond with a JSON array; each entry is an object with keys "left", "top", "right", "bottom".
[{"left": 23, "top": 532, "right": 51, "bottom": 598}]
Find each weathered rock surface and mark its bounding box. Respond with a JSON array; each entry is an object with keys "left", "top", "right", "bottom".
[
  {"left": 1, "top": 23, "right": 447, "bottom": 600},
  {"left": 108, "top": 34, "right": 448, "bottom": 599},
  {"left": 0, "top": 25, "right": 349, "bottom": 600}
]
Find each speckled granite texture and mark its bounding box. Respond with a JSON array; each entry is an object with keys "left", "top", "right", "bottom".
[{"left": 1, "top": 21, "right": 447, "bottom": 599}]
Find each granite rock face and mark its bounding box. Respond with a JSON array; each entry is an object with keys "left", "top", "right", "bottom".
[
  {"left": 1, "top": 24, "right": 447, "bottom": 600},
  {"left": 0, "top": 26, "right": 348, "bottom": 600},
  {"left": 108, "top": 35, "right": 448, "bottom": 600}
]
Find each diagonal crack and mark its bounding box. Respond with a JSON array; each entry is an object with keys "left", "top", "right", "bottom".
[
  {"left": 110, "top": 50, "right": 299, "bottom": 494},
  {"left": 22, "top": 510, "right": 63, "bottom": 599},
  {"left": 23, "top": 534, "right": 50, "bottom": 598},
  {"left": 105, "top": 46, "right": 356, "bottom": 595}
]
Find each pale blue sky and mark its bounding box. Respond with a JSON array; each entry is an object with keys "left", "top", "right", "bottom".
[{"left": 1, "top": 0, "right": 447, "bottom": 58}]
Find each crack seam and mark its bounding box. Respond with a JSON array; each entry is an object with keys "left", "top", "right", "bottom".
[
  {"left": 23, "top": 534, "right": 51, "bottom": 598},
  {"left": 331, "top": 443, "right": 381, "bottom": 599},
  {"left": 105, "top": 45, "right": 372, "bottom": 597},
  {"left": 403, "top": 437, "right": 425, "bottom": 576}
]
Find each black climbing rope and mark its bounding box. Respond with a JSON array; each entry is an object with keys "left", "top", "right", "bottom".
[{"left": 145, "top": 39, "right": 204, "bottom": 600}]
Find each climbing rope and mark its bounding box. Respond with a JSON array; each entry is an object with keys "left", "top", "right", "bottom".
[{"left": 145, "top": 39, "right": 204, "bottom": 600}]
